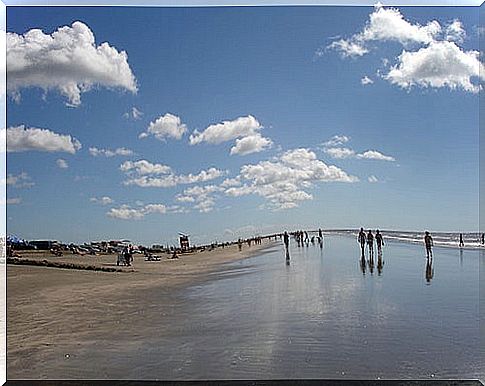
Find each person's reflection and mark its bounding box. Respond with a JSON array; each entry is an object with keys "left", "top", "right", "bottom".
[
  {"left": 459, "top": 248, "right": 463, "bottom": 267},
  {"left": 285, "top": 248, "right": 290, "bottom": 262},
  {"left": 360, "top": 255, "right": 366, "bottom": 275},
  {"left": 368, "top": 254, "right": 375, "bottom": 275},
  {"left": 377, "top": 250, "right": 384, "bottom": 276},
  {"left": 425, "top": 257, "right": 434, "bottom": 284}
]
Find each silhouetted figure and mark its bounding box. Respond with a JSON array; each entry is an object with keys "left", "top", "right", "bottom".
[
  {"left": 375, "top": 230, "right": 384, "bottom": 254},
  {"left": 319, "top": 228, "right": 323, "bottom": 239},
  {"left": 238, "top": 238, "right": 243, "bottom": 251},
  {"left": 358, "top": 228, "right": 366, "bottom": 257},
  {"left": 304, "top": 231, "right": 309, "bottom": 242},
  {"left": 481, "top": 233, "right": 484, "bottom": 245},
  {"left": 367, "top": 230, "right": 374, "bottom": 258},
  {"left": 283, "top": 231, "right": 289, "bottom": 251},
  {"left": 459, "top": 233, "right": 464, "bottom": 248},
  {"left": 311, "top": 236, "right": 315, "bottom": 245},
  {"left": 425, "top": 257, "right": 434, "bottom": 283},
  {"left": 424, "top": 231, "right": 433, "bottom": 258},
  {"left": 377, "top": 253, "right": 384, "bottom": 276}
]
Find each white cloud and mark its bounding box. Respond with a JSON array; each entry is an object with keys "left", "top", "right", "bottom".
[
  {"left": 220, "top": 177, "right": 241, "bottom": 188},
  {"left": 121, "top": 159, "right": 225, "bottom": 188},
  {"left": 139, "top": 113, "right": 187, "bottom": 141},
  {"left": 5, "top": 125, "right": 82, "bottom": 153},
  {"left": 445, "top": 20, "right": 466, "bottom": 43},
  {"left": 324, "top": 147, "right": 356, "bottom": 159},
  {"left": 357, "top": 150, "right": 395, "bottom": 161},
  {"left": 230, "top": 133, "right": 273, "bottom": 156},
  {"left": 56, "top": 158, "right": 68, "bottom": 169},
  {"left": 120, "top": 159, "right": 171, "bottom": 175},
  {"left": 0, "top": 128, "right": 5, "bottom": 153},
  {"left": 90, "top": 196, "right": 114, "bottom": 205},
  {"left": 322, "top": 135, "right": 395, "bottom": 162},
  {"left": 361, "top": 75, "right": 374, "bottom": 85},
  {"left": 107, "top": 202, "right": 176, "bottom": 220},
  {"left": 322, "top": 135, "right": 350, "bottom": 147},
  {"left": 176, "top": 185, "right": 223, "bottom": 213},
  {"left": 3, "top": 172, "right": 34, "bottom": 188},
  {"left": 124, "top": 167, "right": 225, "bottom": 188},
  {"left": 7, "top": 21, "right": 137, "bottom": 106},
  {"left": 189, "top": 115, "right": 262, "bottom": 145},
  {"left": 384, "top": 41, "right": 483, "bottom": 93},
  {"left": 89, "top": 146, "right": 134, "bottom": 157},
  {"left": 224, "top": 148, "right": 358, "bottom": 210},
  {"left": 124, "top": 106, "right": 143, "bottom": 120},
  {"left": 327, "top": 39, "right": 368, "bottom": 58},
  {"left": 368, "top": 175, "right": 379, "bottom": 183}
]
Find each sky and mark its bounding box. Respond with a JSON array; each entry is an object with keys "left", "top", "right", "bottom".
[{"left": 3, "top": 4, "right": 481, "bottom": 246}]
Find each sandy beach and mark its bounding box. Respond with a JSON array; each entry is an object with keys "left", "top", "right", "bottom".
[{"left": 7, "top": 240, "right": 278, "bottom": 379}]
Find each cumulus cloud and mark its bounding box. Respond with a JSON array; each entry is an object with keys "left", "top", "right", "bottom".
[
  {"left": 90, "top": 196, "right": 114, "bottom": 205},
  {"left": 89, "top": 146, "right": 134, "bottom": 157},
  {"left": 120, "top": 159, "right": 171, "bottom": 175},
  {"left": 324, "top": 147, "right": 356, "bottom": 159},
  {"left": 120, "top": 159, "right": 225, "bottom": 188},
  {"left": 325, "top": 5, "right": 480, "bottom": 93},
  {"left": 7, "top": 21, "right": 137, "bottom": 106},
  {"left": 356, "top": 150, "right": 395, "bottom": 161},
  {"left": 327, "top": 4, "right": 440, "bottom": 58},
  {"left": 56, "top": 158, "right": 68, "bottom": 169},
  {"left": 5, "top": 125, "right": 81, "bottom": 153},
  {"left": 107, "top": 202, "right": 181, "bottom": 220},
  {"left": 189, "top": 115, "right": 261, "bottom": 145},
  {"left": 361, "top": 76, "right": 374, "bottom": 85},
  {"left": 176, "top": 185, "right": 223, "bottom": 213},
  {"left": 322, "top": 135, "right": 395, "bottom": 162},
  {"left": 384, "top": 41, "right": 483, "bottom": 93},
  {"left": 3, "top": 172, "right": 34, "bottom": 188},
  {"left": 322, "top": 135, "right": 350, "bottom": 147},
  {"left": 139, "top": 113, "right": 187, "bottom": 141},
  {"left": 445, "top": 19, "right": 466, "bottom": 43},
  {"left": 224, "top": 148, "right": 357, "bottom": 210},
  {"left": 230, "top": 134, "right": 273, "bottom": 156}
]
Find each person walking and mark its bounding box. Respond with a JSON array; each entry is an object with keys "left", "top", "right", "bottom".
[
  {"left": 367, "top": 230, "right": 374, "bottom": 258},
  {"left": 283, "top": 231, "right": 290, "bottom": 260},
  {"left": 375, "top": 229, "right": 384, "bottom": 254},
  {"left": 358, "top": 228, "right": 366, "bottom": 257},
  {"left": 424, "top": 231, "right": 433, "bottom": 258},
  {"left": 459, "top": 233, "right": 464, "bottom": 248}
]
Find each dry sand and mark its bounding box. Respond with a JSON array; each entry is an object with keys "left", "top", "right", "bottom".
[{"left": 7, "top": 240, "right": 279, "bottom": 379}]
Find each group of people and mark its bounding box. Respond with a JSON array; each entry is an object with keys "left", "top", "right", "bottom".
[
  {"left": 293, "top": 229, "right": 324, "bottom": 248},
  {"left": 357, "top": 228, "right": 384, "bottom": 258},
  {"left": 117, "top": 245, "right": 134, "bottom": 266}
]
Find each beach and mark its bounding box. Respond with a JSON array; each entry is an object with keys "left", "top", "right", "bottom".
[
  {"left": 6, "top": 234, "right": 484, "bottom": 380},
  {"left": 7, "top": 240, "right": 277, "bottom": 379}
]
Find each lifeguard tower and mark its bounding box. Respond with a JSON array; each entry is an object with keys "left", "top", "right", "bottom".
[{"left": 179, "top": 233, "right": 190, "bottom": 252}]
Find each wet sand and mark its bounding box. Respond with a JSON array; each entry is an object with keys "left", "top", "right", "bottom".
[{"left": 7, "top": 241, "right": 277, "bottom": 379}]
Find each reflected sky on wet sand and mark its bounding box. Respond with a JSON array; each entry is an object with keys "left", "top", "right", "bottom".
[{"left": 134, "top": 235, "right": 483, "bottom": 380}]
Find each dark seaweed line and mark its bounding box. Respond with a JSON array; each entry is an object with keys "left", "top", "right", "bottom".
[{"left": 7, "top": 257, "right": 126, "bottom": 273}]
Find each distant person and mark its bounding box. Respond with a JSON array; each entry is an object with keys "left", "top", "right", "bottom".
[
  {"left": 238, "top": 238, "right": 243, "bottom": 252},
  {"left": 424, "top": 231, "right": 433, "bottom": 258},
  {"left": 425, "top": 257, "right": 434, "bottom": 283},
  {"left": 481, "top": 233, "right": 484, "bottom": 245},
  {"left": 283, "top": 231, "right": 289, "bottom": 250},
  {"left": 358, "top": 228, "right": 366, "bottom": 257},
  {"left": 375, "top": 230, "right": 384, "bottom": 254},
  {"left": 367, "top": 230, "right": 374, "bottom": 257},
  {"left": 304, "top": 231, "right": 309, "bottom": 242},
  {"left": 459, "top": 233, "right": 464, "bottom": 248},
  {"left": 318, "top": 228, "right": 323, "bottom": 239}
]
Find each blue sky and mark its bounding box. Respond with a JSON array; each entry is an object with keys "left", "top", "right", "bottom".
[{"left": 4, "top": 5, "right": 480, "bottom": 245}]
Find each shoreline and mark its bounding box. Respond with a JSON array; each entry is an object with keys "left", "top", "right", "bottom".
[{"left": 7, "top": 239, "right": 280, "bottom": 378}]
